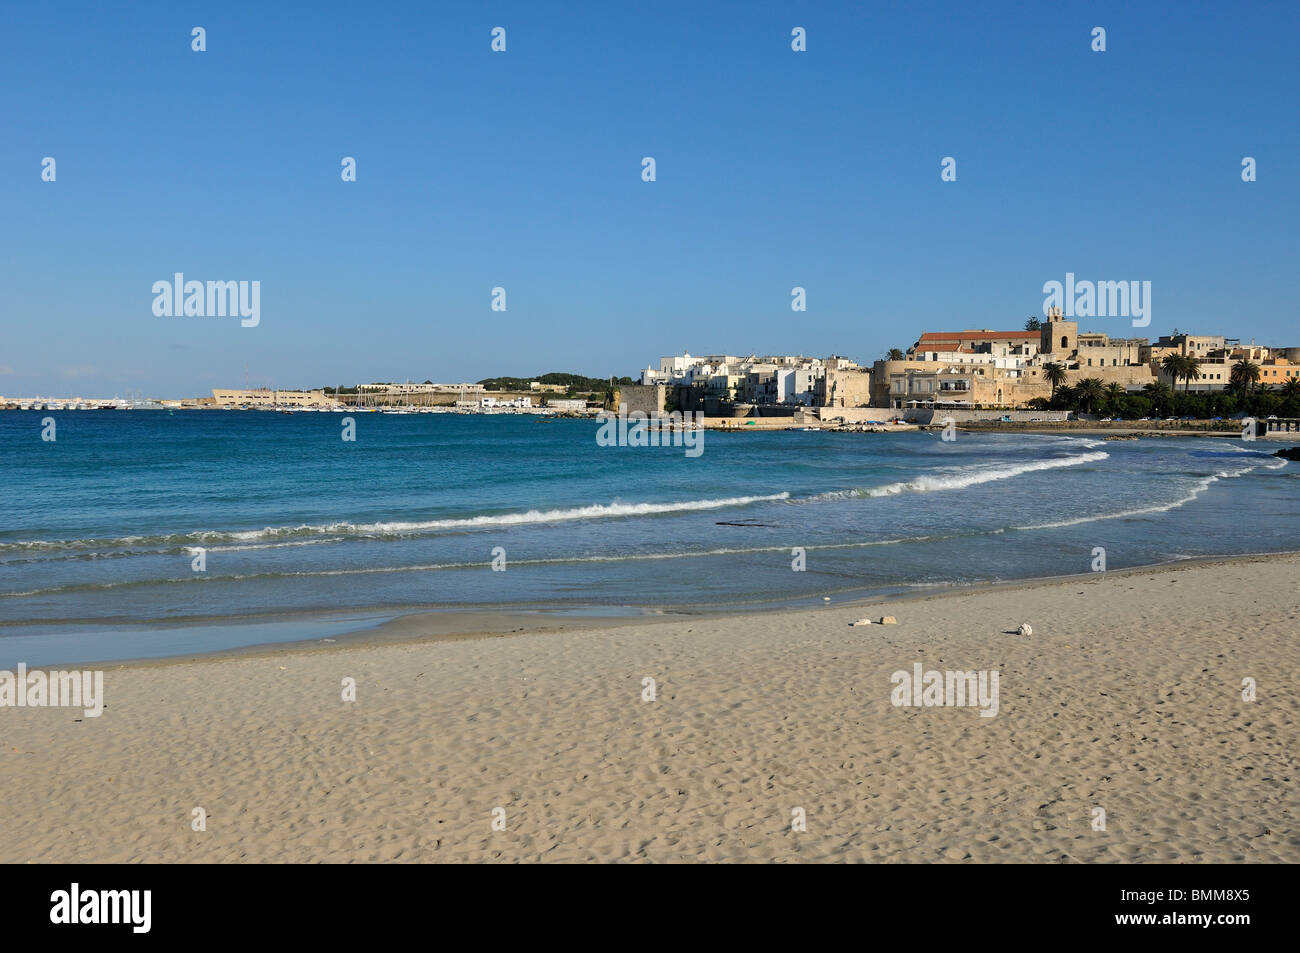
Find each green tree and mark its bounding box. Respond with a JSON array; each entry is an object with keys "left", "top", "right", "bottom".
[
  {"left": 886, "top": 348, "right": 905, "bottom": 361},
  {"left": 1160, "top": 353, "right": 1185, "bottom": 392},
  {"left": 1160, "top": 353, "right": 1202, "bottom": 394},
  {"left": 1103, "top": 382, "right": 1125, "bottom": 415},
  {"left": 1074, "top": 378, "right": 1106, "bottom": 415},
  {"left": 1142, "top": 380, "right": 1175, "bottom": 416},
  {"left": 1230, "top": 360, "right": 1261, "bottom": 395},
  {"left": 1120, "top": 395, "right": 1152, "bottom": 420},
  {"left": 1042, "top": 362, "right": 1067, "bottom": 399},
  {"left": 1025, "top": 317, "right": 1042, "bottom": 331}
]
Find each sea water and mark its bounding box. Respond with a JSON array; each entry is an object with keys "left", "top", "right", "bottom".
[{"left": 1, "top": 411, "right": 1293, "bottom": 662}]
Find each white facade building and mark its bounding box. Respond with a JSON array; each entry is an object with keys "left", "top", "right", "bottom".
[{"left": 481, "top": 396, "right": 533, "bottom": 409}]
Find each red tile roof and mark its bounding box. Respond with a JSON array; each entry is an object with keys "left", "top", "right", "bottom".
[{"left": 917, "top": 331, "right": 1038, "bottom": 344}]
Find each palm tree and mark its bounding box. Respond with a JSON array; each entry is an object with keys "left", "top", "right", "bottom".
[
  {"left": 1043, "top": 362, "right": 1067, "bottom": 399},
  {"left": 1025, "top": 317, "right": 1042, "bottom": 331},
  {"left": 1280, "top": 377, "right": 1300, "bottom": 400},
  {"left": 886, "top": 348, "right": 905, "bottom": 361},
  {"left": 1160, "top": 353, "right": 1186, "bottom": 391},
  {"left": 1161, "top": 353, "right": 1203, "bottom": 393},
  {"left": 1142, "top": 380, "right": 1174, "bottom": 417},
  {"left": 1104, "top": 382, "right": 1125, "bottom": 415},
  {"left": 1075, "top": 378, "right": 1106, "bottom": 415},
  {"left": 1230, "top": 360, "right": 1261, "bottom": 395}
]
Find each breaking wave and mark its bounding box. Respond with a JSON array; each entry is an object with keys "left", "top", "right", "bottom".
[
  {"left": 807, "top": 451, "right": 1109, "bottom": 500},
  {"left": 0, "top": 493, "right": 791, "bottom": 553}
]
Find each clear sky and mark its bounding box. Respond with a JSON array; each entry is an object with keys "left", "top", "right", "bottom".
[{"left": 2, "top": 1, "right": 1297, "bottom": 396}]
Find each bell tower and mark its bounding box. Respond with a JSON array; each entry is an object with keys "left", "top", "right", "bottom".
[{"left": 1040, "top": 305, "right": 1077, "bottom": 356}]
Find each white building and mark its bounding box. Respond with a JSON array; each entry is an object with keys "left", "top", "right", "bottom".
[
  {"left": 481, "top": 396, "right": 533, "bottom": 409},
  {"left": 643, "top": 351, "right": 834, "bottom": 405},
  {"left": 776, "top": 367, "right": 820, "bottom": 405}
]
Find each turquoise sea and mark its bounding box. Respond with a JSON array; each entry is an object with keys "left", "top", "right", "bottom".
[{"left": 1, "top": 411, "right": 1294, "bottom": 664}]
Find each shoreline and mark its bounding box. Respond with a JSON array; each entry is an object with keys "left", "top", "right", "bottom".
[
  {"left": 4, "top": 550, "right": 1297, "bottom": 862},
  {"left": 16, "top": 547, "right": 1297, "bottom": 672}
]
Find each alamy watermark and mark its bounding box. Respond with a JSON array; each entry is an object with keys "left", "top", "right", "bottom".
[
  {"left": 152, "top": 273, "right": 260, "bottom": 327},
  {"left": 890, "top": 663, "right": 999, "bottom": 717},
  {"left": 596, "top": 404, "right": 704, "bottom": 457},
  {"left": 1, "top": 663, "right": 104, "bottom": 718},
  {"left": 1042, "top": 272, "right": 1150, "bottom": 327},
  {"left": 50, "top": 884, "right": 150, "bottom": 933}
]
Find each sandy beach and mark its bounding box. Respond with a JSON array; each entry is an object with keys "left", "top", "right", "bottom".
[{"left": 2, "top": 553, "right": 1297, "bottom": 864}]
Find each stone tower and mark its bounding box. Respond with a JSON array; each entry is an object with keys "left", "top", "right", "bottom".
[{"left": 1040, "top": 305, "right": 1077, "bottom": 357}]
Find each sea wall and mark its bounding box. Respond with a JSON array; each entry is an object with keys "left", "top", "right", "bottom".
[{"left": 902, "top": 409, "right": 1070, "bottom": 424}]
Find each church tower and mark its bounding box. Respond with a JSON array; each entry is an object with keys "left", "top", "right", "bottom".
[{"left": 1040, "top": 305, "right": 1078, "bottom": 356}]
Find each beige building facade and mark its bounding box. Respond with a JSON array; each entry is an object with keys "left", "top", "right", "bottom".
[
  {"left": 816, "top": 366, "right": 873, "bottom": 408},
  {"left": 212, "top": 388, "right": 341, "bottom": 408}
]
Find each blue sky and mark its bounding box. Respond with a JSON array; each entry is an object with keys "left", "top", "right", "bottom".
[{"left": 2, "top": 1, "right": 1297, "bottom": 396}]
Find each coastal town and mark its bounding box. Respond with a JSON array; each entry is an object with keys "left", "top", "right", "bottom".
[
  {"left": 6, "top": 310, "right": 1300, "bottom": 432},
  {"left": 629, "top": 309, "right": 1300, "bottom": 428}
]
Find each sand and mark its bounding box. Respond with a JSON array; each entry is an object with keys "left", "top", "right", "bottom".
[{"left": 2, "top": 554, "right": 1297, "bottom": 863}]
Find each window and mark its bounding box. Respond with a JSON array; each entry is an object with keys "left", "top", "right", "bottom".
[{"left": 1061, "top": 336, "right": 1069, "bottom": 348}]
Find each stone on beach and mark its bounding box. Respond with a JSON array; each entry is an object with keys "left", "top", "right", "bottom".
[
  {"left": 1018, "top": 623, "right": 1033, "bottom": 636},
  {"left": 850, "top": 618, "right": 873, "bottom": 626},
  {"left": 878, "top": 616, "right": 897, "bottom": 625}
]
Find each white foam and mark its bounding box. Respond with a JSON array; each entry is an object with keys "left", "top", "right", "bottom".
[
  {"left": 1016, "top": 461, "right": 1268, "bottom": 530},
  {"left": 0, "top": 493, "right": 792, "bottom": 552},
  {"left": 810, "top": 451, "right": 1110, "bottom": 500},
  {"left": 249, "top": 493, "right": 793, "bottom": 538}
]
